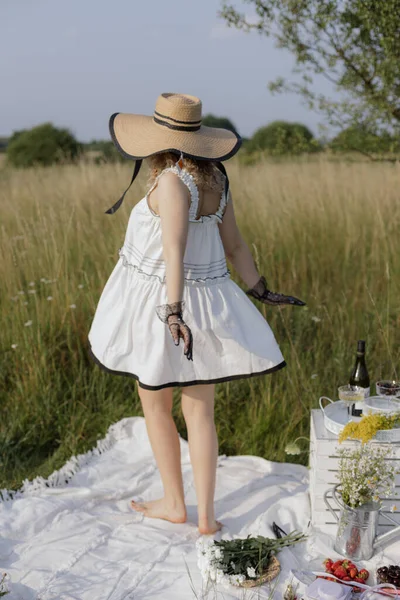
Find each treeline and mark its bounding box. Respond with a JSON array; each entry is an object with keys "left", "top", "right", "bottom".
[{"left": 1, "top": 116, "right": 399, "bottom": 168}]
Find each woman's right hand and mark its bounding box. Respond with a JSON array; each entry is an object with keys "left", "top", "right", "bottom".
[{"left": 167, "top": 314, "right": 193, "bottom": 361}]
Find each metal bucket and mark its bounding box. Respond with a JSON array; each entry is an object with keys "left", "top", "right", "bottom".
[{"left": 324, "top": 484, "right": 400, "bottom": 560}]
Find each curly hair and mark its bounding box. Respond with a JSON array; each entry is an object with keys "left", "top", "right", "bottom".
[{"left": 146, "top": 151, "right": 224, "bottom": 192}]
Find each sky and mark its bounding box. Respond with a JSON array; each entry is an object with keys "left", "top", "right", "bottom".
[{"left": 1, "top": 0, "right": 337, "bottom": 142}]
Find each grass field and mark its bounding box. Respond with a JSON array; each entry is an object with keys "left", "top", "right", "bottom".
[{"left": 1, "top": 157, "right": 400, "bottom": 492}]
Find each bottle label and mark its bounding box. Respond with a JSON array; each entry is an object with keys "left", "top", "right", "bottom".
[
  {"left": 349, "top": 386, "right": 370, "bottom": 416},
  {"left": 352, "top": 386, "right": 370, "bottom": 399}
]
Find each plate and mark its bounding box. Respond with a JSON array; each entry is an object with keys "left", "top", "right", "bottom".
[
  {"left": 319, "top": 397, "right": 400, "bottom": 441},
  {"left": 364, "top": 396, "right": 400, "bottom": 415}
]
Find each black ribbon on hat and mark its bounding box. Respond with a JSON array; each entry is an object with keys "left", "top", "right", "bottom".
[
  {"left": 104, "top": 159, "right": 143, "bottom": 214},
  {"left": 104, "top": 157, "right": 230, "bottom": 215}
]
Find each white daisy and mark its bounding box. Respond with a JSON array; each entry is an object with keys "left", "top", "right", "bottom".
[{"left": 246, "top": 566, "right": 256, "bottom": 578}]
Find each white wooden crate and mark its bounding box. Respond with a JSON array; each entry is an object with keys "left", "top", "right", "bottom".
[{"left": 309, "top": 409, "right": 400, "bottom": 535}]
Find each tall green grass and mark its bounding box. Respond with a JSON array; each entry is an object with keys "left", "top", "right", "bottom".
[{"left": 1, "top": 157, "right": 399, "bottom": 490}]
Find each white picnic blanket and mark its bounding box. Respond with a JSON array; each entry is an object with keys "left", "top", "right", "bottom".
[{"left": 0, "top": 417, "right": 398, "bottom": 600}]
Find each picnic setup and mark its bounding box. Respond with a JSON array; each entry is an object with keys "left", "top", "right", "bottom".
[{"left": 1, "top": 342, "right": 399, "bottom": 600}]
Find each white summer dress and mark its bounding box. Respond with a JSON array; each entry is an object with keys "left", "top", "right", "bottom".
[{"left": 87, "top": 164, "right": 286, "bottom": 390}]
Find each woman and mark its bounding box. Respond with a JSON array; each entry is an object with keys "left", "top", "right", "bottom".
[{"left": 88, "top": 93, "right": 305, "bottom": 535}]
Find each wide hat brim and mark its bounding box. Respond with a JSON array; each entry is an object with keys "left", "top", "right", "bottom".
[{"left": 109, "top": 112, "right": 242, "bottom": 162}]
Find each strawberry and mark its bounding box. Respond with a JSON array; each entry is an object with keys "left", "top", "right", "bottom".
[
  {"left": 342, "top": 576, "right": 352, "bottom": 581},
  {"left": 349, "top": 568, "right": 358, "bottom": 579},
  {"left": 334, "top": 567, "right": 348, "bottom": 580},
  {"left": 342, "top": 560, "right": 350, "bottom": 569},
  {"left": 332, "top": 560, "right": 343, "bottom": 571},
  {"left": 359, "top": 569, "right": 369, "bottom": 580},
  {"left": 323, "top": 558, "right": 333, "bottom": 567},
  {"left": 354, "top": 577, "right": 365, "bottom": 584}
]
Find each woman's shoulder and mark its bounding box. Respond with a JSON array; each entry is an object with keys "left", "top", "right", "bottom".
[{"left": 155, "top": 166, "right": 193, "bottom": 195}]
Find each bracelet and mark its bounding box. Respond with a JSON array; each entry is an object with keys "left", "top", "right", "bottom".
[{"left": 155, "top": 300, "right": 186, "bottom": 323}]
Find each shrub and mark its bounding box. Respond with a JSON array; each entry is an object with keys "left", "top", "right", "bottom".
[
  {"left": 247, "top": 120, "right": 320, "bottom": 155},
  {"left": 85, "top": 140, "right": 125, "bottom": 164},
  {"left": 330, "top": 126, "right": 399, "bottom": 154},
  {"left": 202, "top": 114, "right": 240, "bottom": 136},
  {"left": 7, "top": 123, "right": 82, "bottom": 167}
]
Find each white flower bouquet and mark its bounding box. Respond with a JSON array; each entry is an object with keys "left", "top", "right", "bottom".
[
  {"left": 337, "top": 444, "right": 397, "bottom": 509},
  {"left": 0, "top": 572, "right": 11, "bottom": 597},
  {"left": 196, "top": 531, "right": 306, "bottom": 589}
]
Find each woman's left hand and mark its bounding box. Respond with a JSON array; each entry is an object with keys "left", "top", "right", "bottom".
[{"left": 246, "top": 276, "right": 306, "bottom": 307}]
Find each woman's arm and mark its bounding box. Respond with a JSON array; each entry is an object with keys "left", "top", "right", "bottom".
[
  {"left": 219, "top": 189, "right": 306, "bottom": 307},
  {"left": 218, "top": 190, "right": 261, "bottom": 289},
  {"left": 157, "top": 172, "right": 190, "bottom": 303}
]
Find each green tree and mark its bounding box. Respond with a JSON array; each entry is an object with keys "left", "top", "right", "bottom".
[
  {"left": 84, "top": 139, "right": 125, "bottom": 163},
  {"left": 7, "top": 123, "right": 82, "bottom": 167},
  {"left": 221, "top": 1, "right": 400, "bottom": 157},
  {"left": 202, "top": 114, "right": 240, "bottom": 136},
  {"left": 0, "top": 137, "right": 9, "bottom": 153},
  {"left": 330, "top": 126, "right": 399, "bottom": 154},
  {"left": 247, "top": 120, "right": 319, "bottom": 155}
]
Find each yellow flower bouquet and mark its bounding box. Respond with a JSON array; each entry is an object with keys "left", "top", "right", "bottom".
[{"left": 339, "top": 413, "right": 400, "bottom": 444}]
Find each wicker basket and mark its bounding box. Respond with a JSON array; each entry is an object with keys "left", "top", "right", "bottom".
[{"left": 238, "top": 555, "right": 281, "bottom": 588}]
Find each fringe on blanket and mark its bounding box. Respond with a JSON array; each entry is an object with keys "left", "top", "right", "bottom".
[{"left": 0, "top": 417, "right": 132, "bottom": 503}]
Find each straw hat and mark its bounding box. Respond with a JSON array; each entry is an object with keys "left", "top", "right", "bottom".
[
  {"left": 104, "top": 92, "right": 242, "bottom": 215},
  {"left": 110, "top": 92, "right": 241, "bottom": 162}
]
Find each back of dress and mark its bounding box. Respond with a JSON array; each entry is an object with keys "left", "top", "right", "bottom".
[
  {"left": 118, "top": 163, "right": 231, "bottom": 285},
  {"left": 87, "top": 163, "right": 285, "bottom": 390}
]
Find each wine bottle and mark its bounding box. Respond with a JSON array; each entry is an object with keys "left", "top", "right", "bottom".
[{"left": 349, "top": 340, "right": 370, "bottom": 417}]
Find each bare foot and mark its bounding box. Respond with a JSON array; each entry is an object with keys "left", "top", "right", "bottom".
[
  {"left": 198, "top": 519, "right": 223, "bottom": 535},
  {"left": 130, "top": 497, "right": 187, "bottom": 524}
]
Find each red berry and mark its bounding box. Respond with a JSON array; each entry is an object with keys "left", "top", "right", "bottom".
[
  {"left": 349, "top": 568, "right": 358, "bottom": 578},
  {"left": 332, "top": 560, "right": 343, "bottom": 571},
  {"left": 323, "top": 558, "right": 333, "bottom": 566},
  {"left": 354, "top": 577, "right": 365, "bottom": 584},
  {"left": 342, "top": 576, "right": 352, "bottom": 581},
  {"left": 359, "top": 569, "right": 369, "bottom": 580},
  {"left": 334, "top": 567, "right": 348, "bottom": 580}
]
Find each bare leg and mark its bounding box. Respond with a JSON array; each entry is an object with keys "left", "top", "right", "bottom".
[
  {"left": 130, "top": 382, "right": 187, "bottom": 523},
  {"left": 181, "top": 383, "right": 222, "bottom": 534}
]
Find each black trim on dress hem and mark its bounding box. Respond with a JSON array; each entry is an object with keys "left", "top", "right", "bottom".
[{"left": 87, "top": 342, "right": 287, "bottom": 391}]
